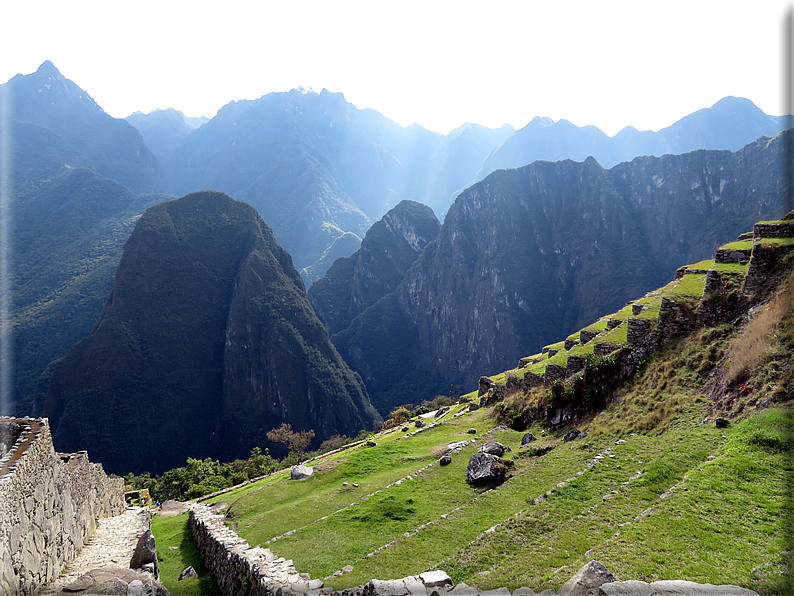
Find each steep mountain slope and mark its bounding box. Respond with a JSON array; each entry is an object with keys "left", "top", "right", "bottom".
[
  {"left": 9, "top": 121, "right": 169, "bottom": 414},
  {"left": 126, "top": 107, "right": 206, "bottom": 163},
  {"left": 43, "top": 191, "right": 377, "bottom": 475},
  {"left": 308, "top": 200, "right": 441, "bottom": 336},
  {"left": 3, "top": 61, "right": 167, "bottom": 194},
  {"left": 478, "top": 97, "right": 783, "bottom": 183},
  {"left": 333, "top": 132, "right": 789, "bottom": 416}
]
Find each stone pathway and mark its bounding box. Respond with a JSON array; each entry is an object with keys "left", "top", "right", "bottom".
[{"left": 39, "top": 506, "right": 151, "bottom": 594}]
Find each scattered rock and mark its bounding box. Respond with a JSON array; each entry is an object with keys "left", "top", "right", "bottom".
[
  {"left": 178, "top": 566, "right": 198, "bottom": 581},
  {"left": 129, "top": 529, "right": 159, "bottom": 579},
  {"left": 415, "top": 420, "right": 425, "bottom": 428},
  {"left": 467, "top": 428, "right": 477, "bottom": 434},
  {"left": 439, "top": 455, "right": 452, "bottom": 466},
  {"left": 367, "top": 441, "right": 378, "bottom": 447},
  {"left": 563, "top": 428, "right": 581, "bottom": 443},
  {"left": 58, "top": 565, "right": 169, "bottom": 595},
  {"left": 478, "top": 376, "right": 495, "bottom": 397},
  {"left": 557, "top": 560, "right": 615, "bottom": 596},
  {"left": 291, "top": 464, "right": 314, "bottom": 480},
  {"left": 466, "top": 452, "right": 507, "bottom": 485},
  {"left": 435, "top": 407, "right": 450, "bottom": 419},
  {"left": 521, "top": 433, "right": 537, "bottom": 445},
  {"left": 715, "top": 418, "right": 730, "bottom": 428},
  {"left": 468, "top": 402, "right": 481, "bottom": 412},
  {"left": 479, "top": 441, "right": 509, "bottom": 457}
]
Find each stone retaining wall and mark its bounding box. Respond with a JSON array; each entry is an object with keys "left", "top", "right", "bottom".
[
  {"left": 0, "top": 417, "right": 125, "bottom": 595},
  {"left": 189, "top": 504, "right": 326, "bottom": 596}
]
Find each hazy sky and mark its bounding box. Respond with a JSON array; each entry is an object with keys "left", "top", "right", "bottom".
[{"left": 1, "top": 1, "right": 792, "bottom": 136}]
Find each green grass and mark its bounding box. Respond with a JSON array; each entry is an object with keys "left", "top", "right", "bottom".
[
  {"left": 679, "top": 260, "right": 715, "bottom": 272},
  {"left": 718, "top": 240, "right": 754, "bottom": 251},
  {"left": 151, "top": 514, "right": 221, "bottom": 596},
  {"left": 712, "top": 262, "right": 751, "bottom": 275},
  {"left": 759, "top": 237, "right": 794, "bottom": 246}
]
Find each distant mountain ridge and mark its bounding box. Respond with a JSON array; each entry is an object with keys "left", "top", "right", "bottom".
[
  {"left": 477, "top": 96, "right": 783, "bottom": 182},
  {"left": 125, "top": 108, "right": 207, "bottom": 164}
]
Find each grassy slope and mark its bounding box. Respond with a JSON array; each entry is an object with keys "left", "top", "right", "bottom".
[{"left": 151, "top": 514, "right": 221, "bottom": 596}]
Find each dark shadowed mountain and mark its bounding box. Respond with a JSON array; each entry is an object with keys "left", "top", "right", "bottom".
[
  {"left": 332, "top": 132, "right": 789, "bottom": 416},
  {"left": 3, "top": 61, "right": 168, "bottom": 194},
  {"left": 308, "top": 200, "right": 441, "bottom": 337},
  {"left": 126, "top": 108, "right": 207, "bottom": 164},
  {"left": 43, "top": 191, "right": 378, "bottom": 475},
  {"left": 477, "top": 97, "right": 784, "bottom": 183}
]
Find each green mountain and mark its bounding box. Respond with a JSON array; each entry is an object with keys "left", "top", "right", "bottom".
[
  {"left": 8, "top": 121, "right": 169, "bottom": 414},
  {"left": 308, "top": 200, "right": 441, "bottom": 336},
  {"left": 331, "top": 132, "right": 790, "bottom": 417},
  {"left": 43, "top": 191, "right": 378, "bottom": 475},
  {"left": 3, "top": 61, "right": 168, "bottom": 194}
]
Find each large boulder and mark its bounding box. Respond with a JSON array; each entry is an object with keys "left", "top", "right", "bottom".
[
  {"left": 521, "top": 432, "right": 537, "bottom": 445},
  {"left": 466, "top": 452, "right": 507, "bottom": 484},
  {"left": 58, "top": 565, "right": 170, "bottom": 595},
  {"left": 479, "top": 441, "right": 509, "bottom": 457},
  {"left": 291, "top": 464, "right": 314, "bottom": 480},
  {"left": 129, "top": 530, "right": 159, "bottom": 580}
]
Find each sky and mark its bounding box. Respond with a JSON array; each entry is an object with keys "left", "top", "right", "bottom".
[{"left": 0, "top": 1, "right": 792, "bottom": 137}]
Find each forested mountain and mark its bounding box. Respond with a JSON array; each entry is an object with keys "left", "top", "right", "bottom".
[
  {"left": 8, "top": 120, "right": 169, "bottom": 415},
  {"left": 43, "top": 191, "right": 378, "bottom": 475},
  {"left": 331, "top": 132, "right": 790, "bottom": 416}
]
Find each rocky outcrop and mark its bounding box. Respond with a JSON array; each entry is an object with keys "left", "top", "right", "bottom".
[
  {"left": 309, "top": 200, "right": 440, "bottom": 336},
  {"left": 44, "top": 191, "right": 378, "bottom": 474}
]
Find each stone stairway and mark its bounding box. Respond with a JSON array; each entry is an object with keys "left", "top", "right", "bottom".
[{"left": 38, "top": 506, "right": 151, "bottom": 595}]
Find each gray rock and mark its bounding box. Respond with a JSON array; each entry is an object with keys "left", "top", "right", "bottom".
[
  {"left": 538, "top": 591, "right": 557, "bottom": 596},
  {"left": 178, "top": 566, "right": 198, "bottom": 581},
  {"left": 415, "top": 420, "right": 426, "bottom": 428},
  {"left": 479, "top": 441, "right": 509, "bottom": 457},
  {"left": 521, "top": 433, "right": 537, "bottom": 445},
  {"left": 129, "top": 530, "right": 159, "bottom": 579},
  {"left": 481, "top": 589, "right": 512, "bottom": 596},
  {"left": 557, "top": 561, "right": 615, "bottom": 596},
  {"left": 599, "top": 580, "right": 760, "bottom": 595},
  {"left": 715, "top": 418, "right": 730, "bottom": 428},
  {"left": 468, "top": 402, "right": 481, "bottom": 412},
  {"left": 367, "top": 441, "right": 378, "bottom": 447},
  {"left": 291, "top": 465, "right": 314, "bottom": 480},
  {"left": 478, "top": 376, "right": 495, "bottom": 397},
  {"left": 439, "top": 455, "right": 452, "bottom": 465},
  {"left": 467, "top": 428, "right": 477, "bottom": 434},
  {"left": 466, "top": 452, "right": 506, "bottom": 484},
  {"left": 563, "top": 428, "right": 581, "bottom": 443},
  {"left": 512, "top": 588, "right": 537, "bottom": 596},
  {"left": 420, "top": 571, "right": 452, "bottom": 588},
  {"left": 435, "top": 407, "right": 450, "bottom": 419}
]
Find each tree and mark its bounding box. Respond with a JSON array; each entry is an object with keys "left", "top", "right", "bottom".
[{"left": 266, "top": 423, "right": 315, "bottom": 459}]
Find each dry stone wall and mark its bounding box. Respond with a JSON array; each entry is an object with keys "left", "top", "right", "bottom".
[{"left": 0, "top": 417, "right": 125, "bottom": 595}]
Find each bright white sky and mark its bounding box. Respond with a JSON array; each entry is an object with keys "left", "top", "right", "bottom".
[{"left": 1, "top": 0, "right": 792, "bottom": 136}]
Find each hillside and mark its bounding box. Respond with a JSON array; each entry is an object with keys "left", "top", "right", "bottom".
[
  {"left": 171, "top": 212, "right": 794, "bottom": 596},
  {"left": 43, "top": 191, "right": 378, "bottom": 475},
  {"left": 329, "top": 132, "right": 790, "bottom": 417}
]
